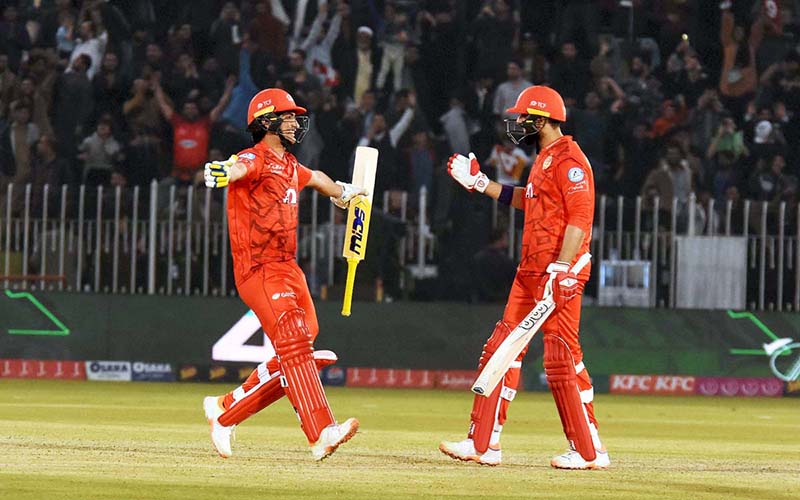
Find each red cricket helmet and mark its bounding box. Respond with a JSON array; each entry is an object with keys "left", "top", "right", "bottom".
[
  {"left": 246, "top": 88, "right": 307, "bottom": 125},
  {"left": 505, "top": 85, "right": 566, "bottom": 122}
]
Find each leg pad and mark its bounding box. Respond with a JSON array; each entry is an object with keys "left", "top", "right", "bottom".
[{"left": 544, "top": 334, "right": 596, "bottom": 462}]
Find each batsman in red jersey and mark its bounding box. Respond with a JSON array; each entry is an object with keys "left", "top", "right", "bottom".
[
  {"left": 439, "top": 86, "right": 610, "bottom": 469},
  {"left": 201, "top": 88, "right": 367, "bottom": 461}
]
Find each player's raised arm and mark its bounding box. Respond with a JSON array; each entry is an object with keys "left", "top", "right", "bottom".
[
  {"left": 306, "top": 169, "right": 368, "bottom": 209},
  {"left": 203, "top": 155, "right": 247, "bottom": 188},
  {"left": 446, "top": 153, "right": 525, "bottom": 209}
]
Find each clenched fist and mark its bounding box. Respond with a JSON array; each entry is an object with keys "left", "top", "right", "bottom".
[{"left": 447, "top": 152, "right": 489, "bottom": 193}]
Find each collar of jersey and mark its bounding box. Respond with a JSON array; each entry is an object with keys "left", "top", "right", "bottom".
[{"left": 541, "top": 135, "right": 571, "bottom": 153}]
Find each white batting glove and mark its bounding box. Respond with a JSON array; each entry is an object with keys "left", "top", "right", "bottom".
[
  {"left": 204, "top": 154, "right": 238, "bottom": 188},
  {"left": 331, "top": 181, "right": 369, "bottom": 209},
  {"left": 447, "top": 152, "right": 489, "bottom": 193}
]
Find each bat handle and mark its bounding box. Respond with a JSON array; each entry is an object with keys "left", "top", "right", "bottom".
[{"left": 341, "top": 258, "right": 359, "bottom": 316}]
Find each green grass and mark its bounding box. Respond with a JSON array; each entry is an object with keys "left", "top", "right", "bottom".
[{"left": 1, "top": 380, "right": 798, "bottom": 500}]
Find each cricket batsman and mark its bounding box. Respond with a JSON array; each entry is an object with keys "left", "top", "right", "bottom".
[
  {"left": 202, "top": 88, "right": 366, "bottom": 460},
  {"left": 439, "top": 86, "right": 610, "bottom": 469}
]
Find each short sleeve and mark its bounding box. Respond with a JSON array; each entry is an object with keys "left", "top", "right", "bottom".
[
  {"left": 555, "top": 157, "right": 594, "bottom": 232},
  {"left": 297, "top": 164, "right": 312, "bottom": 190},
  {"left": 234, "top": 150, "right": 259, "bottom": 181}
]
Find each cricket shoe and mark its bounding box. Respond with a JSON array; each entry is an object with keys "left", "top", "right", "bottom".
[
  {"left": 203, "top": 396, "right": 235, "bottom": 458},
  {"left": 550, "top": 448, "right": 610, "bottom": 470},
  {"left": 310, "top": 417, "right": 359, "bottom": 461},
  {"left": 438, "top": 438, "right": 501, "bottom": 466}
]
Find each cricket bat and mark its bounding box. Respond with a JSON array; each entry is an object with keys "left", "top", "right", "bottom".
[
  {"left": 471, "top": 253, "right": 592, "bottom": 396},
  {"left": 341, "top": 146, "right": 378, "bottom": 316}
]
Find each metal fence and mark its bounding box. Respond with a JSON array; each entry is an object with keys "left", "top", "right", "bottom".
[{"left": 1, "top": 181, "right": 798, "bottom": 311}]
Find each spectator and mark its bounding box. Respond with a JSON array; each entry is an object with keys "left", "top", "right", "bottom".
[
  {"left": 66, "top": 19, "right": 108, "bottom": 79},
  {"left": 0, "top": 101, "right": 40, "bottom": 213},
  {"left": 295, "top": 2, "right": 344, "bottom": 88},
  {"left": 492, "top": 60, "right": 532, "bottom": 119},
  {"left": 55, "top": 11, "right": 77, "bottom": 59},
  {"left": 32, "top": 134, "right": 70, "bottom": 211},
  {"left": 570, "top": 91, "right": 612, "bottom": 179},
  {"left": 470, "top": 0, "right": 517, "bottom": 83},
  {"left": 209, "top": 2, "right": 242, "bottom": 74},
  {"left": 53, "top": 54, "right": 93, "bottom": 173},
  {"left": 641, "top": 142, "right": 694, "bottom": 225},
  {"left": 748, "top": 154, "right": 792, "bottom": 202},
  {"left": 123, "top": 75, "right": 163, "bottom": 140},
  {"left": 550, "top": 41, "right": 590, "bottom": 106},
  {"left": 376, "top": 2, "right": 410, "bottom": 92},
  {"left": 689, "top": 88, "right": 727, "bottom": 155},
  {"left": 620, "top": 54, "right": 662, "bottom": 122},
  {"left": 515, "top": 32, "right": 549, "bottom": 85},
  {"left": 706, "top": 115, "right": 748, "bottom": 162},
  {"left": 439, "top": 96, "right": 472, "bottom": 157},
  {"left": 649, "top": 97, "right": 688, "bottom": 139},
  {"left": 153, "top": 74, "right": 234, "bottom": 184},
  {"left": 0, "top": 53, "right": 17, "bottom": 121},
  {"left": 10, "top": 76, "right": 53, "bottom": 140},
  {"left": 77, "top": 118, "right": 122, "bottom": 185},
  {"left": 358, "top": 97, "right": 414, "bottom": 194},
  {"left": 220, "top": 40, "right": 259, "bottom": 130},
  {"left": 718, "top": 3, "right": 761, "bottom": 117},
  {"left": 0, "top": 5, "right": 32, "bottom": 72},
  {"left": 759, "top": 51, "right": 800, "bottom": 111},
  {"left": 471, "top": 228, "right": 515, "bottom": 303},
  {"left": 123, "top": 126, "right": 163, "bottom": 186},
  {"left": 750, "top": 119, "right": 787, "bottom": 163},
  {"left": 92, "top": 52, "right": 128, "bottom": 128},
  {"left": 247, "top": 0, "right": 289, "bottom": 61},
  {"left": 484, "top": 139, "right": 529, "bottom": 186},
  {"left": 409, "top": 131, "right": 434, "bottom": 194},
  {"left": 343, "top": 26, "right": 380, "bottom": 105}
]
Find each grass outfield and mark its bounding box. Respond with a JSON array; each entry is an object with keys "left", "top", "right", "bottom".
[{"left": 1, "top": 380, "right": 798, "bottom": 500}]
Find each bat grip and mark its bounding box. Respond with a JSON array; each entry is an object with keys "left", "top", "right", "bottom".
[{"left": 341, "top": 258, "right": 359, "bottom": 316}]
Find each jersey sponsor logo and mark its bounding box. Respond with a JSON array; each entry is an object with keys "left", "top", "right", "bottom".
[
  {"left": 525, "top": 182, "right": 536, "bottom": 199},
  {"left": 567, "top": 167, "right": 585, "bottom": 182},
  {"left": 269, "top": 163, "right": 285, "bottom": 173},
  {"left": 239, "top": 152, "right": 256, "bottom": 160},
  {"left": 271, "top": 291, "right": 297, "bottom": 300},
  {"left": 178, "top": 139, "right": 199, "bottom": 149},
  {"left": 282, "top": 188, "right": 298, "bottom": 204}
]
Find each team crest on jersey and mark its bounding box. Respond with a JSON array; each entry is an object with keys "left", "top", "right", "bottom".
[
  {"left": 282, "top": 188, "right": 298, "bottom": 204},
  {"left": 568, "top": 167, "right": 585, "bottom": 182},
  {"left": 239, "top": 152, "right": 255, "bottom": 160},
  {"left": 543, "top": 155, "right": 553, "bottom": 170}
]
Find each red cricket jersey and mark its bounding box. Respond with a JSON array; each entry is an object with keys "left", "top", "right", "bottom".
[
  {"left": 227, "top": 142, "right": 312, "bottom": 285},
  {"left": 171, "top": 114, "right": 211, "bottom": 180},
  {"left": 519, "top": 135, "right": 594, "bottom": 276}
]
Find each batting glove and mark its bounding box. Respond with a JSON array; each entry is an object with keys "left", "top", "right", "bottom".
[
  {"left": 331, "top": 181, "right": 369, "bottom": 209},
  {"left": 540, "top": 261, "right": 581, "bottom": 307},
  {"left": 447, "top": 152, "right": 489, "bottom": 193},
  {"left": 204, "top": 154, "right": 238, "bottom": 188}
]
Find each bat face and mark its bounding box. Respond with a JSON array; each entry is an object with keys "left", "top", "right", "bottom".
[{"left": 342, "top": 147, "right": 378, "bottom": 261}]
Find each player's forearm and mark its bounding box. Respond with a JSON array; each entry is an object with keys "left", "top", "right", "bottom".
[
  {"left": 308, "top": 169, "right": 342, "bottom": 198},
  {"left": 482, "top": 180, "right": 525, "bottom": 210},
  {"left": 228, "top": 161, "right": 248, "bottom": 183},
  {"left": 556, "top": 225, "right": 586, "bottom": 263}
]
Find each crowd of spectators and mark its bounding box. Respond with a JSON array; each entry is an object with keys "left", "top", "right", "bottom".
[{"left": 0, "top": 0, "right": 798, "bottom": 299}]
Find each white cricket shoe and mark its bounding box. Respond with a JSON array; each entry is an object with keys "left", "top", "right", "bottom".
[
  {"left": 439, "top": 438, "right": 501, "bottom": 466},
  {"left": 310, "top": 417, "right": 359, "bottom": 461},
  {"left": 550, "top": 448, "right": 610, "bottom": 470},
  {"left": 203, "top": 396, "right": 235, "bottom": 458}
]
